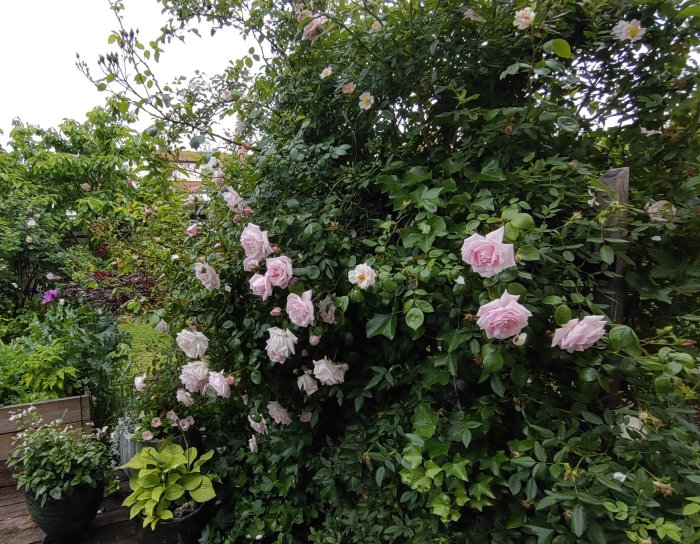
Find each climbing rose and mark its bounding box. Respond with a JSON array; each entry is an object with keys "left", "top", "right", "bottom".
[
  {"left": 155, "top": 319, "right": 169, "bottom": 333},
  {"left": 302, "top": 14, "right": 327, "bottom": 42},
  {"left": 166, "top": 410, "right": 178, "bottom": 421},
  {"left": 222, "top": 89, "right": 233, "bottom": 102},
  {"left": 248, "top": 435, "right": 258, "bottom": 453},
  {"left": 297, "top": 371, "right": 318, "bottom": 396},
  {"left": 358, "top": 92, "right": 375, "bottom": 110},
  {"left": 463, "top": 8, "right": 485, "bottom": 22},
  {"left": 179, "top": 416, "right": 195, "bottom": 431},
  {"left": 194, "top": 263, "right": 221, "bottom": 290},
  {"left": 476, "top": 292, "right": 532, "bottom": 340},
  {"left": 513, "top": 7, "right": 535, "bottom": 29},
  {"left": 270, "top": 307, "right": 282, "bottom": 317},
  {"left": 142, "top": 430, "right": 154, "bottom": 441},
  {"left": 248, "top": 416, "right": 268, "bottom": 435},
  {"left": 646, "top": 200, "right": 676, "bottom": 224},
  {"left": 267, "top": 401, "right": 293, "bottom": 426},
  {"left": 223, "top": 188, "right": 245, "bottom": 212},
  {"left": 320, "top": 66, "right": 333, "bottom": 79},
  {"left": 265, "top": 256, "right": 294, "bottom": 288},
  {"left": 176, "top": 389, "right": 194, "bottom": 407},
  {"left": 348, "top": 263, "right": 376, "bottom": 289},
  {"left": 318, "top": 295, "right": 337, "bottom": 324},
  {"left": 134, "top": 375, "right": 146, "bottom": 392},
  {"left": 309, "top": 335, "right": 320, "bottom": 346},
  {"left": 243, "top": 256, "right": 259, "bottom": 272},
  {"left": 249, "top": 273, "right": 273, "bottom": 301},
  {"left": 240, "top": 223, "right": 273, "bottom": 261},
  {"left": 266, "top": 327, "right": 298, "bottom": 363},
  {"left": 299, "top": 411, "right": 313, "bottom": 423},
  {"left": 151, "top": 417, "right": 162, "bottom": 428},
  {"left": 313, "top": 357, "right": 349, "bottom": 386},
  {"left": 460, "top": 226, "right": 516, "bottom": 278},
  {"left": 180, "top": 360, "right": 210, "bottom": 393},
  {"left": 205, "top": 371, "right": 231, "bottom": 398},
  {"left": 176, "top": 330, "right": 209, "bottom": 359},
  {"left": 342, "top": 82, "right": 356, "bottom": 94},
  {"left": 186, "top": 223, "right": 199, "bottom": 237},
  {"left": 212, "top": 169, "right": 224, "bottom": 187},
  {"left": 611, "top": 19, "right": 646, "bottom": 42},
  {"left": 552, "top": 316, "right": 607, "bottom": 352},
  {"left": 286, "top": 290, "right": 315, "bottom": 327}
]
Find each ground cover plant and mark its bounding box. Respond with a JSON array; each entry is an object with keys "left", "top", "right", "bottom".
[{"left": 89, "top": 1, "right": 700, "bottom": 542}]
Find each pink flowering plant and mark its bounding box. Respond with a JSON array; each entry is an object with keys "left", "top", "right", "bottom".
[{"left": 90, "top": 1, "right": 700, "bottom": 542}]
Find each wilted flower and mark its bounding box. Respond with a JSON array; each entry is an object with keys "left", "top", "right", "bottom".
[
  {"left": 176, "top": 388, "right": 194, "bottom": 407},
  {"left": 248, "top": 416, "right": 268, "bottom": 435},
  {"left": 646, "top": 200, "right": 676, "bottom": 224},
  {"left": 26, "top": 218, "right": 37, "bottom": 228},
  {"left": 513, "top": 333, "right": 527, "bottom": 346},
  {"left": 179, "top": 416, "right": 195, "bottom": 431},
  {"left": 371, "top": 20, "right": 382, "bottom": 31},
  {"left": 613, "top": 472, "right": 627, "bottom": 483},
  {"left": 267, "top": 401, "right": 293, "bottom": 425},
  {"left": 297, "top": 371, "right": 318, "bottom": 396},
  {"left": 186, "top": 224, "right": 199, "bottom": 237},
  {"left": 463, "top": 8, "right": 485, "bottom": 22},
  {"left": 299, "top": 411, "right": 312, "bottom": 423},
  {"left": 302, "top": 14, "right": 327, "bottom": 43},
  {"left": 248, "top": 435, "right": 258, "bottom": 453},
  {"left": 318, "top": 295, "right": 337, "bottom": 324},
  {"left": 166, "top": 410, "right": 178, "bottom": 421},
  {"left": 222, "top": 89, "right": 233, "bottom": 102}
]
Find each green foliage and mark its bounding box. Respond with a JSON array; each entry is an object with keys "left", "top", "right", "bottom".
[
  {"left": 118, "top": 321, "right": 174, "bottom": 375},
  {"left": 7, "top": 407, "right": 114, "bottom": 507},
  {"left": 122, "top": 440, "right": 217, "bottom": 529}
]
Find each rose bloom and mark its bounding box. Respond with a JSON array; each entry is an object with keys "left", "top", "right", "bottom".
[
  {"left": 46, "top": 272, "right": 60, "bottom": 280},
  {"left": 248, "top": 435, "right": 258, "bottom": 453},
  {"left": 342, "top": 82, "right": 356, "bottom": 94},
  {"left": 302, "top": 14, "right": 327, "bottom": 43},
  {"left": 176, "top": 388, "right": 194, "bottom": 407},
  {"left": 299, "top": 411, "right": 313, "bottom": 423},
  {"left": 176, "top": 329, "right": 209, "bottom": 359},
  {"left": 552, "top": 315, "right": 607, "bottom": 352},
  {"left": 151, "top": 417, "right": 162, "bottom": 428},
  {"left": 179, "top": 416, "right": 195, "bottom": 431},
  {"left": 512, "top": 333, "right": 527, "bottom": 346},
  {"left": 646, "top": 200, "right": 676, "bottom": 224},
  {"left": 26, "top": 217, "right": 37, "bottom": 228},
  {"left": 320, "top": 66, "right": 333, "bottom": 79},
  {"left": 297, "top": 371, "right": 319, "bottom": 396},
  {"left": 270, "top": 307, "right": 282, "bottom": 317},
  {"left": 464, "top": 8, "right": 485, "bottom": 22},
  {"left": 243, "top": 256, "right": 260, "bottom": 272},
  {"left": 371, "top": 20, "right": 382, "bottom": 31},
  {"left": 212, "top": 169, "right": 224, "bottom": 188},
  {"left": 309, "top": 335, "right": 320, "bottom": 346},
  {"left": 240, "top": 223, "right": 273, "bottom": 261},
  {"left": 222, "top": 89, "right": 233, "bottom": 102},
  {"left": 513, "top": 7, "right": 535, "bottom": 30},
  {"left": 286, "top": 290, "right": 315, "bottom": 327},
  {"left": 267, "top": 401, "right": 293, "bottom": 426},
  {"left": 186, "top": 223, "right": 199, "bottom": 237},
  {"left": 265, "top": 256, "right": 293, "bottom": 288},
  {"left": 194, "top": 262, "right": 221, "bottom": 290},
  {"left": 180, "top": 360, "right": 210, "bottom": 393},
  {"left": 248, "top": 416, "right": 268, "bottom": 435},
  {"left": 611, "top": 19, "right": 646, "bottom": 42},
  {"left": 313, "top": 357, "right": 349, "bottom": 386},
  {"left": 249, "top": 273, "right": 273, "bottom": 300},
  {"left": 348, "top": 263, "right": 376, "bottom": 289},
  {"left": 134, "top": 375, "right": 146, "bottom": 392},
  {"left": 206, "top": 371, "right": 231, "bottom": 398},
  {"left": 358, "top": 92, "right": 375, "bottom": 110},
  {"left": 460, "top": 226, "right": 516, "bottom": 278},
  {"left": 476, "top": 292, "right": 532, "bottom": 340},
  {"left": 223, "top": 188, "right": 246, "bottom": 213},
  {"left": 141, "top": 430, "right": 154, "bottom": 441},
  {"left": 318, "top": 295, "right": 337, "bottom": 324},
  {"left": 266, "top": 327, "right": 298, "bottom": 363},
  {"left": 166, "top": 410, "right": 178, "bottom": 421},
  {"left": 155, "top": 319, "right": 169, "bottom": 333}
]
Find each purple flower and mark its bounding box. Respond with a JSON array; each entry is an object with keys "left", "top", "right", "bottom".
[{"left": 42, "top": 289, "right": 59, "bottom": 305}]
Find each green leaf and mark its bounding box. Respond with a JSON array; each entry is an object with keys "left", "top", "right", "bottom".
[
  {"left": 189, "top": 477, "right": 216, "bottom": 503},
  {"left": 600, "top": 245, "right": 614, "bottom": 265},
  {"left": 554, "top": 305, "right": 572, "bottom": 325},
  {"left": 678, "top": 6, "right": 700, "bottom": 18},
  {"left": 189, "top": 134, "right": 205, "bottom": 149},
  {"left": 375, "top": 466, "right": 386, "bottom": 487},
  {"left": 481, "top": 344, "right": 504, "bottom": 373},
  {"left": 510, "top": 213, "right": 535, "bottom": 230},
  {"left": 571, "top": 504, "right": 587, "bottom": 537},
  {"left": 414, "top": 404, "right": 439, "bottom": 438},
  {"left": 608, "top": 325, "right": 640, "bottom": 356},
  {"left": 405, "top": 308, "right": 424, "bottom": 330},
  {"left": 545, "top": 38, "right": 573, "bottom": 58},
  {"left": 366, "top": 313, "right": 397, "bottom": 340},
  {"left": 517, "top": 245, "right": 539, "bottom": 261},
  {"left": 403, "top": 166, "right": 431, "bottom": 185},
  {"left": 556, "top": 116, "right": 579, "bottom": 133}
]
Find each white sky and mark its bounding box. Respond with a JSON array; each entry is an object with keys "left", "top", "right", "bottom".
[{"left": 0, "top": 0, "right": 248, "bottom": 145}]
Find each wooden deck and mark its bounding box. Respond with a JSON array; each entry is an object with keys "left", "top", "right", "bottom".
[{"left": 0, "top": 464, "right": 137, "bottom": 544}]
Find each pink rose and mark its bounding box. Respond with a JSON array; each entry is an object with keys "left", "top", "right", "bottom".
[
  {"left": 240, "top": 223, "right": 273, "bottom": 261},
  {"left": 249, "top": 416, "right": 268, "bottom": 435},
  {"left": 186, "top": 223, "right": 199, "bottom": 237},
  {"left": 243, "top": 256, "right": 259, "bottom": 272},
  {"left": 267, "top": 401, "right": 292, "bottom": 426},
  {"left": 134, "top": 375, "right": 146, "bottom": 392},
  {"left": 286, "top": 290, "right": 315, "bottom": 327},
  {"left": 179, "top": 416, "right": 195, "bottom": 431},
  {"left": 223, "top": 188, "right": 246, "bottom": 212},
  {"left": 461, "top": 226, "right": 516, "bottom": 278},
  {"left": 151, "top": 417, "right": 162, "bottom": 428},
  {"left": 270, "top": 307, "right": 282, "bottom": 316},
  {"left": 176, "top": 388, "right": 194, "bottom": 407},
  {"left": 155, "top": 319, "right": 169, "bottom": 333},
  {"left": 318, "top": 295, "right": 337, "bottom": 324},
  {"left": 194, "top": 262, "right": 221, "bottom": 290},
  {"left": 313, "top": 357, "right": 348, "bottom": 385},
  {"left": 348, "top": 263, "right": 376, "bottom": 289},
  {"left": 180, "top": 360, "right": 210, "bottom": 393},
  {"left": 309, "top": 335, "right": 320, "bottom": 346},
  {"left": 176, "top": 330, "right": 209, "bottom": 359},
  {"left": 266, "top": 327, "right": 297, "bottom": 363},
  {"left": 552, "top": 316, "right": 607, "bottom": 352},
  {"left": 222, "top": 90, "right": 233, "bottom": 102},
  {"left": 248, "top": 434, "right": 258, "bottom": 453},
  {"left": 142, "top": 430, "right": 154, "bottom": 441},
  {"left": 265, "top": 256, "right": 293, "bottom": 288},
  {"left": 212, "top": 169, "right": 224, "bottom": 187},
  {"left": 299, "top": 411, "right": 312, "bottom": 423},
  {"left": 342, "top": 82, "right": 356, "bottom": 94},
  {"left": 302, "top": 15, "right": 327, "bottom": 43},
  {"left": 205, "top": 371, "right": 231, "bottom": 398},
  {"left": 249, "top": 273, "right": 273, "bottom": 300},
  {"left": 297, "top": 371, "right": 318, "bottom": 396},
  {"left": 166, "top": 410, "right": 178, "bottom": 421},
  {"left": 476, "top": 292, "right": 532, "bottom": 340}
]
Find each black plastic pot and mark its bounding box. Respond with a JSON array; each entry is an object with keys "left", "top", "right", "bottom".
[
  {"left": 135, "top": 501, "right": 212, "bottom": 544},
  {"left": 25, "top": 480, "right": 104, "bottom": 541}
]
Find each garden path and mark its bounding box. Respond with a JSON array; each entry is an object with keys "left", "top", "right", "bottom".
[{"left": 0, "top": 463, "right": 136, "bottom": 544}]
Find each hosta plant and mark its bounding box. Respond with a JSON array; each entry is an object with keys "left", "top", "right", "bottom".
[{"left": 122, "top": 440, "right": 217, "bottom": 529}]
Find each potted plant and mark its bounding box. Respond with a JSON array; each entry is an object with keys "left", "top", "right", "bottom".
[
  {"left": 122, "top": 439, "right": 218, "bottom": 544},
  {"left": 7, "top": 406, "right": 115, "bottom": 541}
]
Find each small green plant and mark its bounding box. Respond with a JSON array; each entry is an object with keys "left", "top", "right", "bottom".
[
  {"left": 122, "top": 440, "right": 217, "bottom": 529},
  {"left": 7, "top": 406, "right": 114, "bottom": 507}
]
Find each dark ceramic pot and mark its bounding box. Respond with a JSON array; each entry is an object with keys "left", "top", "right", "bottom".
[
  {"left": 25, "top": 480, "right": 104, "bottom": 541},
  {"left": 135, "top": 501, "right": 212, "bottom": 544}
]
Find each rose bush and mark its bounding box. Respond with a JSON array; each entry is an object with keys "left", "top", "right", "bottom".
[{"left": 91, "top": 1, "right": 700, "bottom": 542}]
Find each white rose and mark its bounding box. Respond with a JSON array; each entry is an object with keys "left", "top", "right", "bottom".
[
  {"left": 134, "top": 375, "right": 147, "bottom": 392},
  {"left": 297, "top": 372, "right": 318, "bottom": 396},
  {"left": 348, "top": 263, "right": 376, "bottom": 289},
  {"left": 176, "top": 388, "right": 194, "bottom": 407},
  {"left": 646, "top": 200, "right": 676, "bottom": 224},
  {"left": 265, "top": 327, "right": 297, "bottom": 364},
  {"left": 194, "top": 263, "right": 221, "bottom": 290},
  {"left": 313, "top": 357, "right": 349, "bottom": 386},
  {"left": 179, "top": 360, "right": 210, "bottom": 393},
  {"left": 176, "top": 329, "right": 209, "bottom": 359}
]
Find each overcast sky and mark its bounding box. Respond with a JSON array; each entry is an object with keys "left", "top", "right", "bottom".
[{"left": 0, "top": 0, "right": 247, "bottom": 145}]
